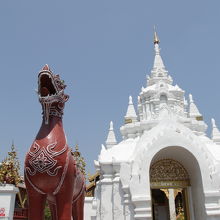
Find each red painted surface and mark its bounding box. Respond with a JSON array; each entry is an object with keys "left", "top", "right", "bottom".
[
  {"left": 0, "top": 208, "right": 5, "bottom": 217},
  {"left": 14, "top": 208, "right": 28, "bottom": 219},
  {"left": 24, "top": 66, "right": 85, "bottom": 220}
]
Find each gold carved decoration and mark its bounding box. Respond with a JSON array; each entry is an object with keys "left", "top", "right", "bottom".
[
  {"left": 125, "top": 119, "right": 132, "bottom": 124},
  {"left": 174, "top": 188, "right": 182, "bottom": 198},
  {"left": 86, "top": 172, "right": 100, "bottom": 197},
  {"left": 160, "top": 188, "right": 183, "bottom": 199},
  {"left": 150, "top": 159, "right": 190, "bottom": 188},
  {"left": 196, "top": 116, "right": 203, "bottom": 121},
  {"left": 160, "top": 189, "right": 169, "bottom": 199}
]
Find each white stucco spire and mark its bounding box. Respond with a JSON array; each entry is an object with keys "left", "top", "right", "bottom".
[
  {"left": 189, "top": 94, "right": 202, "bottom": 120},
  {"left": 105, "top": 121, "right": 117, "bottom": 149},
  {"left": 153, "top": 29, "right": 165, "bottom": 69},
  {"left": 211, "top": 118, "right": 220, "bottom": 145},
  {"left": 125, "top": 96, "right": 138, "bottom": 124},
  {"left": 147, "top": 28, "right": 173, "bottom": 86},
  {"left": 137, "top": 96, "right": 140, "bottom": 104},
  {"left": 184, "top": 97, "right": 188, "bottom": 106},
  {"left": 183, "top": 97, "right": 188, "bottom": 115}
]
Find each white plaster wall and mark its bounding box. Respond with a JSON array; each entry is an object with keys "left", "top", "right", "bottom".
[
  {"left": 100, "top": 180, "right": 113, "bottom": 219},
  {"left": 84, "top": 197, "right": 96, "bottom": 220},
  {"left": 123, "top": 124, "right": 220, "bottom": 219},
  {"left": 88, "top": 121, "right": 220, "bottom": 219},
  {"left": 0, "top": 184, "right": 18, "bottom": 220},
  {"left": 95, "top": 182, "right": 101, "bottom": 220},
  {"left": 112, "top": 181, "right": 124, "bottom": 219}
]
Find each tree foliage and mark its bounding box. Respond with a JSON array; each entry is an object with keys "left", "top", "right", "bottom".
[
  {"left": 72, "top": 144, "right": 86, "bottom": 176},
  {"left": 44, "top": 202, "right": 51, "bottom": 220},
  {"left": 0, "top": 143, "right": 22, "bottom": 186}
]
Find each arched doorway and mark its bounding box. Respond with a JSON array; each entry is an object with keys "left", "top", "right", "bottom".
[{"left": 150, "top": 159, "right": 190, "bottom": 220}]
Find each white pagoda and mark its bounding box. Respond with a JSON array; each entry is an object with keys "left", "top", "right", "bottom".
[{"left": 84, "top": 31, "right": 220, "bottom": 220}]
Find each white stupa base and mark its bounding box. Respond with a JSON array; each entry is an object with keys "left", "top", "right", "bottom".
[{"left": 0, "top": 184, "right": 19, "bottom": 220}]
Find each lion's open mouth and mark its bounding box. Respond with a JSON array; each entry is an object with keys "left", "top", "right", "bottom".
[
  {"left": 37, "top": 65, "right": 68, "bottom": 125},
  {"left": 39, "top": 73, "right": 57, "bottom": 97}
]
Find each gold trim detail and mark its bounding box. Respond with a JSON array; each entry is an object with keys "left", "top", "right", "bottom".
[
  {"left": 88, "top": 172, "right": 100, "bottom": 182},
  {"left": 86, "top": 172, "right": 100, "bottom": 197},
  {"left": 150, "top": 159, "right": 190, "bottom": 188},
  {"left": 151, "top": 180, "right": 190, "bottom": 189},
  {"left": 196, "top": 116, "right": 203, "bottom": 121},
  {"left": 125, "top": 119, "right": 132, "bottom": 124},
  {"left": 160, "top": 189, "right": 169, "bottom": 199}
]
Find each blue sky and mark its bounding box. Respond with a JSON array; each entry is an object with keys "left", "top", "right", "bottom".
[{"left": 0, "top": 0, "right": 220, "bottom": 176}]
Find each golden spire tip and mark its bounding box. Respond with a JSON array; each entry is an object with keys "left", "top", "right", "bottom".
[{"left": 153, "top": 26, "right": 160, "bottom": 44}]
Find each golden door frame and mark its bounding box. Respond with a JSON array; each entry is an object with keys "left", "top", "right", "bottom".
[{"left": 150, "top": 159, "right": 191, "bottom": 219}]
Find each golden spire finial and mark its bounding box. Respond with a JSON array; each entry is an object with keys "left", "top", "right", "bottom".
[{"left": 154, "top": 25, "right": 160, "bottom": 44}]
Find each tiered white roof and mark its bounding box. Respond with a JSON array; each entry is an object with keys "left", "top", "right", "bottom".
[
  {"left": 120, "top": 30, "right": 207, "bottom": 139},
  {"left": 99, "top": 31, "right": 219, "bottom": 162}
]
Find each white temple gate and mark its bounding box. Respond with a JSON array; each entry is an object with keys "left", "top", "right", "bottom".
[{"left": 84, "top": 30, "right": 220, "bottom": 220}]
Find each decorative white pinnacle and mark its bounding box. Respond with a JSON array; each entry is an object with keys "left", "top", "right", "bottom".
[
  {"left": 147, "top": 29, "right": 173, "bottom": 87},
  {"left": 129, "top": 96, "right": 133, "bottom": 104},
  {"left": 105, "top": 121, "right": 117, "bottom": 149},
  {"left": 184, "top": 97, "right": 188, "bottom": 106},
  {"left": 189, "top": 94, "right": 194, "bottom": 103},
  {"left": 153, "top": 29, "right": 165, "bottom": 69},
  {"left": 153, "top": 44, "right": 165, "bottom": 69},
  {"left": 212, "top": 118, "right": 216, "bottom": 128},
  {"left": 183, "top": 97, "right": 188, "bottom": 115},
  {"left": 211, "top": 118, "right": 220, "bottom": 145},
  {"left": 125, "top": 96, "right": 137, "bottom": 123},
  {"left": 137, "top": 96, "right": 141, "bottom": 104},
  {"left": 110, "top": 121, "right": 113, "bottom": 130},
  {"left": 189, "top": 94, "right": 202, "bottom": 118}
]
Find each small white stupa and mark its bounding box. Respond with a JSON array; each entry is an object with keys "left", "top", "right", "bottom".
[{"left": 105, "top": 121, "right": 117, "bottom": 149}]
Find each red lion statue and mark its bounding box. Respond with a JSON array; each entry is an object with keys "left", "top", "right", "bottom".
[{"left": 24, "top": 65, "right": 85, "bottom": 220}]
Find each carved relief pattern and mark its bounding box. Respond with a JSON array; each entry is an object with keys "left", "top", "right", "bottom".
[
  {"left": 160, "top": 188, "right": 169, "bottom": 198},
  {"left": 99, "top": 207, "right": 107, "bottom": 220},
  {"left": 26, "top": 142, "right": 67, "bottom": 176},
  {"left": 124, "top": 206, "right": 130, "bottom": 216},
  {"left": 150, "top": 159, "right": 189, "bottom": 182},
  {"left": 113, "top": 183, "right": 119, "bottom": 195},
  {"left": 113, "top": 183, "right": 123, "bottom": 218},
  {"left": 114, "top": 208, "right": 122, "bottom": 218}
]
